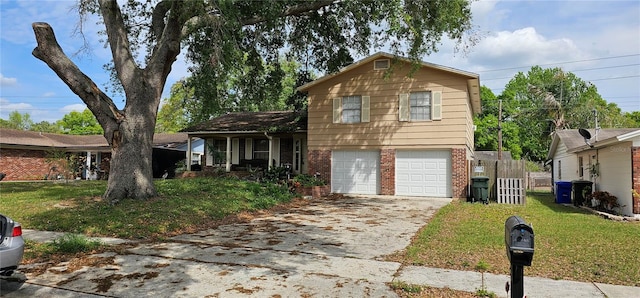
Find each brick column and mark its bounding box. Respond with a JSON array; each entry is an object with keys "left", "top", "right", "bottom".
[
  {"left": 308, "top": 150, "right": 332, "bottom": 185},
  {"left": 451, "top": 148, "right": 468, "bottom": 200},
  {"left": 632, "top": 147, "right": 640, "bottom": 214},
  {"left": 380, "top": 149, "right": 396, "bottom": 195}
]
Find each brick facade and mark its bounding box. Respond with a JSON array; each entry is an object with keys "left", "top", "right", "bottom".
[
  {"left": 0, "top": 149, "right": 50, "bottom": 180},
  {"left": 380, "top": 149, "right": 395, "bottom": 195},
  {"left": 308, "top": 150, "right": 332, "bottom": 185},
  {"left": 451, "top": 148, "right": 468, "bottom": 199},
  {"left": 633, "top": 147, "right": 640, "bottom": 214}
]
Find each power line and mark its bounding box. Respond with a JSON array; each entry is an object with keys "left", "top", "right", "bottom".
[{"left": 478, "top": 54, "right": 640, "bottom": 73}]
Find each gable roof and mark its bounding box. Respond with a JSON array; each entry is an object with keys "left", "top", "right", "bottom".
[
  {"left": 0, "top": 128, "right": 188, "bottom": 151},
  {"left": 296, "top": 52, "right": 481, "bottom": 114},
  {"left": 181, "top": 111, "right": 307, "bottom": 134},
  {"left": 548, "top": 128, "right": 640, "bottom": 159}
]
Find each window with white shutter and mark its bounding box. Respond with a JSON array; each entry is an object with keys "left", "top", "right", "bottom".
[
  {"left": 399, "top": 91, "right": 443, "bottom": 121},
  {"left": 333, "top": 95, "right": 369, "bottom": 123}
]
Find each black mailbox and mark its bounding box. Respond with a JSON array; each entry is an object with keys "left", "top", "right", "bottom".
[{"left": 504, "top": 216, "right": 534, "bottom": 266}]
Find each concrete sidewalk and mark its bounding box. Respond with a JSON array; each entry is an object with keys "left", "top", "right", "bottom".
[{"left": 4, "top": 196, "right": 640, "bottom": 297}]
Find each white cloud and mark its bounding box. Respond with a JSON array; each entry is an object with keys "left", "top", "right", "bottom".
[
  {"left": 60, "top": 103, "right": 87, "bottom": 114},
  {"left": 0, "top": 73, "right": 18, "bottom": 86},
  {"left": 469, "top": 27, "right": 588, "bottom": 71}
]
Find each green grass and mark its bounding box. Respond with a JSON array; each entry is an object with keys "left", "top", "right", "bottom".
[
  {"left": 24, "top": 234, "right": 104, "bottom": 261},
  {"left": 395, "top": 191, "right": 640, "bottom": 287},
  {"left": 0, "top": 177, "right": 294, "bottom": 239}
]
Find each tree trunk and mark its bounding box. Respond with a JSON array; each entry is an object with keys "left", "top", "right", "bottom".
[
  {"left": 103, "top": 74, "right": 161, "bottom": 203},
  {"left": 104, "top": 119, "right": 157, "bottom": 203},
  {"left": 32, "top": 22, "right": 163, "bottom": 203}
]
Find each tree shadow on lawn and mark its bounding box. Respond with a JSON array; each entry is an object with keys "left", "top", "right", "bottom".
[{"left": 529, "top": 191, "right": 593, "bottom": 215}]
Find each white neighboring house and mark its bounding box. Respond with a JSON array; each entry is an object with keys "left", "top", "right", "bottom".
[
  {"left": 547, "top": 128, "right": 640, "bottom": 217},
  {"left": 177, "top": 138, "right": 204, "bottom": 165}
]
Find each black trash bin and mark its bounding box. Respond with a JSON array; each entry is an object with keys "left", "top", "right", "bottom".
[
  {"left": 471, "top": 176, "right": 490, "bottom": 204},
  {"left": 572, "top": 180, "right": 593, "bottom": 206}
]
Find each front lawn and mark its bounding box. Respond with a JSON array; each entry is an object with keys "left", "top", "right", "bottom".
[
  {"left": 390, "top": 191, "right": 640, "bottom": 287},
  {"left": 0, "top": 177, "right": 294, "bottom": 239}
]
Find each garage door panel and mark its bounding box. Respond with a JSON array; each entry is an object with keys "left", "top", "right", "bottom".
[
  {"left": 396, "top": 151, "right": 451, "bottom": 197},
  {"left": 332, "top": 151, "right": 379, "bottom": 195}
]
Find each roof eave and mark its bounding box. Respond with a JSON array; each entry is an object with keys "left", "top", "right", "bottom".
[{"left": 297, "top": 52, "right": 479, "bottom": 92}]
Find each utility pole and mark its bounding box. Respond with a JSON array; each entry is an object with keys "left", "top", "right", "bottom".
[{"left": 498, "top": 98, "right": 503, "bottom": 160}]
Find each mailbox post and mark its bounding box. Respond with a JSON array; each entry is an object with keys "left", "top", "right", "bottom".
[{"left": 505, "top": 216, "right": 534, "bottom": 298}]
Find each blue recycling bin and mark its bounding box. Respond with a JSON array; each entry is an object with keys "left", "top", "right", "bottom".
[{"left": 555, "top": 181, "right": 572, "bottom": 203}]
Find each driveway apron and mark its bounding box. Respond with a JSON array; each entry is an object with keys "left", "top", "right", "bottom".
[{"left": 5, "top": 195, "right": 451, "bottom": 297}]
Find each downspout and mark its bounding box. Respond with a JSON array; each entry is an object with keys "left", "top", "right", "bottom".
[{"left": 264, "top": 132, "right": 273, "bottom": 169}]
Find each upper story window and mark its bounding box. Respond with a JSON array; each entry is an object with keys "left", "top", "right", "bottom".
[
  {"left": 342, "top": 95, "right": 362, "bottom": 123},
  {"left": 333, "top": 95, "right": 370, "bottom": 124},
  {"left": 410, "top": 91, "right": 431, "bottom": 120},
  {"left": 399, "top": 90, "right": 442, "bottom": 122}
]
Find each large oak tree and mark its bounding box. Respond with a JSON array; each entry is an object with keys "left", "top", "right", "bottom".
[{"left": 32, "top": 0, "right": 475, "bottom": 203}]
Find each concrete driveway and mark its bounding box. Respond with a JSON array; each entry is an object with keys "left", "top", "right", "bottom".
[{"left": 1, "top": 195, "right": 451, "bottom": 297}]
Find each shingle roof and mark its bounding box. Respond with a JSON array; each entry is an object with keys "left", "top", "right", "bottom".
[
  {"left": 181, "top": 111, "right": 307, "bottom": 133},
  {"left": 555, "top": 128, "right": 639, "bottom": 151},
  {"left": 0, "top": 128, "right": 188, "bottom": 150}
]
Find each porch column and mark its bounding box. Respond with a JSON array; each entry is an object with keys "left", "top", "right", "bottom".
[
  {"left": 85, "top": 151, "right": 92, "bottom": 180},
  {"left": 186, "top": 137, "right": 192, "bottom": 171},
  {"left": 226, "top": 136, "right": 232, "bottom": 172}
]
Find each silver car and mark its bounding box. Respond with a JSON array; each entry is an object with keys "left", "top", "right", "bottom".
[{"left": 0, "top": 214, "right": 24, "bottom": 276}]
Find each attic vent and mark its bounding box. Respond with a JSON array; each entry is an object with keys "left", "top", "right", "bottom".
[{"left": 374, "top": 59, "right": 390, "bottom": 70}]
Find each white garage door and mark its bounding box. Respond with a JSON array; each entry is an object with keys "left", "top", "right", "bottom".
[
  {"left": 396, "top": 151, "right": 451, "bottom": 197},
  {"left": 331, "top": 151, "right": 379, "bottom": 194}
]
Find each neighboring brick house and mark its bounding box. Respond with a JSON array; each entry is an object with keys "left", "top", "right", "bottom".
[
  {"left": 298, "top": 52, "right": 481, "bottom": 199},
  {"left": 548, "top": 128, "right": 640, "bottom": 217},
  {"left": 0, "top": 128, "right": 189, "bottom": 181}
]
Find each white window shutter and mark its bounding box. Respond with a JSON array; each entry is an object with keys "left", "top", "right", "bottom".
[
  {"left": 432, "top": 91, "right": 442, "bottom": 120},
  {"left": 272, "top": 138, "right": 281, "bottom": 166},
  {"left": 333, "top": 97, "right": 342, "bottom": 123},
  {"left": 245, "top": 138, "right": 253, "bottom": 160},
  {"left": 361, "top": 96, "right": 370, "bottom": 123},
  {"left": 206, "top": 139, "right": 214, "bottom": 165},
  {"left": 399, "top": 93, "right": 409, "bottom": 122},
  {"left": 232, "top": 138, "right": 240, "bottom": 164}
]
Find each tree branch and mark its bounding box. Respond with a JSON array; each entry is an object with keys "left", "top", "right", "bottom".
[
  {"left": 98, "top": 0, "right": 139, "bottom": 88},
  {"left": 241, "top": 0, "right": 336, "bottom": 26},
  {"left": 180, "top": 0, "right": 337, "bottom": 37},
  {"left": 31, "top": 22, "right": 124, "bottom": 142},
  {"left": 151, "top": 0, "right": 172, "bottom": 40}
]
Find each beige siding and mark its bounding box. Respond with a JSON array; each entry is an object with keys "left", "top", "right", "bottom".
[{"left": 307, "top": 60, "right": 474, "bottom": 151}]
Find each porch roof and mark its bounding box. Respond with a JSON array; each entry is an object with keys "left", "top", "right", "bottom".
[{"left": 181, "top": 111, "right": 307, "bottom": 136}]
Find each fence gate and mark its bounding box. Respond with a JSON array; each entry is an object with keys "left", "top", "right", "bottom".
[{"left": 497, "top": 178, "right": 525, "bottom": 204}]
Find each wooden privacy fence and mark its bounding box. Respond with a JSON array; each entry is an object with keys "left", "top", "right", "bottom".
[{"left": 471, "top": 159, "right": 526, "bottom": 204}]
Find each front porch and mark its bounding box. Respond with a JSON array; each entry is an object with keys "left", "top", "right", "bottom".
[{"left": 182, "top": 111, "right": 308, "bottom": 175}]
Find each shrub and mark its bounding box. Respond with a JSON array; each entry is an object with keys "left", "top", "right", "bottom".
[
  {"left": 292, "top": 173, "right": 325, "bottom": 187},
  {"left": 586, "top": 191, "right": 619, "bottom": 211}
]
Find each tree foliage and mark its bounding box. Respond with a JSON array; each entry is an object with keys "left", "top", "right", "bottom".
[
  {"left": 156, "top": 57, "right": 311, "bottom": 132},
  {"left": 58, "top": 109, "right": 103, "bottom": 135},
  {"left": 476, "top": 67, "right": 633, "bottom": 162}
]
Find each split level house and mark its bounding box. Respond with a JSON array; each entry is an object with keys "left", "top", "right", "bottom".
[
  {"left": 183, "top": 52, "right": 482, "bottom": 199},
  {"left": 548, "top": 128, "right": 640, "bottom": 217}
]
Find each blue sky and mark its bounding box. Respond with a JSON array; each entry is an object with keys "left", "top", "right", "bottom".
[{"left": 1, "top": 0, "right": 639, "bottom": 123}]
